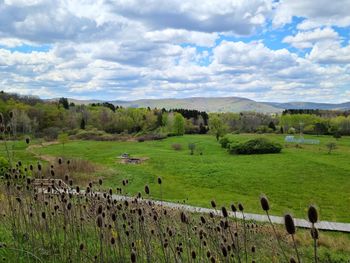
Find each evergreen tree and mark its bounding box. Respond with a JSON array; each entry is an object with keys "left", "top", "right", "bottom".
[
  {"left": 80, "top": 118, "right": 86, "bottom": 130},
  {"left": 58, "top": 97, "right": 69, "bottom": 109}
]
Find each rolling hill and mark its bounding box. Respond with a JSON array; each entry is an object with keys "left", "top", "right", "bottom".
[{"left": 55, "top": 97, "right": 350, "bottom": 113}]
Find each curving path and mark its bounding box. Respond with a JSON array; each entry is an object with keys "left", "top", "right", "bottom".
[{"left": 41, "top": 183, "right": 350, "bottom": 233}]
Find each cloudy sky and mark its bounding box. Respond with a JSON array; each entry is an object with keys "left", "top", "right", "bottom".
[{"left": 1, "top": 0, "right": 350, "bottom": 102}]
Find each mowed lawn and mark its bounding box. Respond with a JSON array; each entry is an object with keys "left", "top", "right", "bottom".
[{"left": 2, "top": 134, "right": 350, "bottom": 222}]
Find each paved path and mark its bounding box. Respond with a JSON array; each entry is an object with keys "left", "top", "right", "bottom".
[
  {"left": 105, "top": 193, "right": 350, "bottom": 233},
  {"left": 45, "top": 187, "right": 350, "bottom": 233}
]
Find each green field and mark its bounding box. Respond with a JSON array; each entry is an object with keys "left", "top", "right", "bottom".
[{"left": 2, "top": 134, "right": 350, "bottom": 222}]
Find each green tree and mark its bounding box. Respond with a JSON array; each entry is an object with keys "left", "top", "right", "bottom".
[
  {"left": 173, "top": 113, "right": 185, "bottom": 135},
  {"left": 333, "top": 131, "right": 341, "bottom": 140},
  {"left": 59, "top": 97, "right": 69, "bottom": 110},
  {"left": 58, "top": 133, "right": 69, "bottom": 150},
  {"left": 209, "top": 114, "right": 228, "bottom": 140},
  {"left": 80, "top": 118, "right": 86, "bottom": 130},
  {"left": 268, "top": 121, "right": 276, "bottom": 131}
]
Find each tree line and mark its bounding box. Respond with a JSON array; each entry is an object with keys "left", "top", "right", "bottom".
[{"left": 1, "top": 91, "right": 349, "bottom": 141}]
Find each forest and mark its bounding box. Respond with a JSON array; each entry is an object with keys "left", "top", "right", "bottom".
[{"left": 1, "top": 91, "right": 350, "bottom": 142}]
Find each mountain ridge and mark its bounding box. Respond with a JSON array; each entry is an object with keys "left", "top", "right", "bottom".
[{"left": 48, "top": 97, "right": 350, "bottom": 113}]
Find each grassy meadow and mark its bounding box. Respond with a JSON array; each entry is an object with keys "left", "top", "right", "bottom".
[{"left": 2, "top": 133, "right": 350, "bottom": 223}]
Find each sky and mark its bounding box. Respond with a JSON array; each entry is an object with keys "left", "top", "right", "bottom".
[{"left": 0, "top": 0, "right": 350, "bottom": 103}]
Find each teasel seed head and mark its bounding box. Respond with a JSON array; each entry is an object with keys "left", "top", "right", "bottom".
[
  {"left": 238, "top": 203, "right": 244, "bottom": 211},
  {"left": 221, "top": 206, "right": 228, "bottom": 218},
  {"left": 191, "top": 251, "right": 196, "bottom": 259},
  {"left": 290, "top": 257, "right": 296, "bottom": 263},
  {"left": 308, "top": 205, "right": 318, "bottom": 224},
  {"left": 180, "top": 212, "right": 188, "bottom": 224},
  {"left": 99, "top": 179, "right": 103, "bottom": 185},
  {"left": 25, "top": 137, "right": 30, "bottom": 144},
  {"left": 96, "top": 215, "right": 103, "bottom": 228},
  {"left": 41, "top": 212, "right": 46, "bottom": 220},
  {"left": 211, "top": 200, "right": 216, "bottom": 208},
  {"left": 260, "top": 195, "right": 270, "bottom": 211},
  {"left": 131, "top": 251, "right": 136, "bottom": 263},
  {"left": 112, "top": 213, "right": 116, "bottom": 221},
  {"left": 58, "top": 158, "right": 62, "bottom": 165},
  {"left": 79, "top": 243, "right": 84, "bottom": 250},
  {"left": 157, "top": 177, "right": 162, "bottom": 185},
  {"left": 231, "top": 203, "right": 237, "bottom": 212},
  {"left": 37, "top": 163, "right": 42, "bottom": 171},
  {"left": 284, "top": 214, "right": 296, "bottom": 235},
  {"left": 251, "top": 246, "right": 256, "bottom": 253},
  {"left": 221, "top": 246, "right": 228, "bottom": 257},
  {"left": 144, "top": 185, "right": 150, "bottom": 195}
]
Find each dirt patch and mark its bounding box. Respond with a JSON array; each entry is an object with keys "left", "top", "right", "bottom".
[
  {"left": 119, "top": 157, "right": 149, "bottom": 164},
  {"left": 27, "top": 141, "right": 59, "bottom": 163}
]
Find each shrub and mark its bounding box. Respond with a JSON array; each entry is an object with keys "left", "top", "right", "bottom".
[
  {"left": 256, "top": 125, "right": 273, "bottom": 134},
  {"left": 42, "top": 127, "right": 61, "bottom": 141},
  {"left": 188, "top": 143, "right": 196, "bottom": 155},
  {"left": 287, "top": 127, "right": 296, "bottom": 134},
  {"left": 137, "top": 134, "right": 167, "bottom": 142},
  {"left": 172, "top": 143, "right": 182, "bottom": 151},
  {"left": 229, "top": 138, "right": 282, "bottom": 155},
  {"left": 219, "top": 136, "right": 230, "bottom": 148},
  {"left": 333, "top": 131, "right": 341, "bottom": 140},
  {"left": 326, "top": 142, "right": 336, "bottom": 154}
]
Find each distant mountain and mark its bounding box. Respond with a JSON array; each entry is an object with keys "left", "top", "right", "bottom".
[
  {"left": 265, "top": 102, "right": 350, "bottom": 111},
  {"left": 51, "top": 97, "right": 350, "bottom": 113},
  {"left": 108, "top": 97, "right": 281, "bottom": 113}
]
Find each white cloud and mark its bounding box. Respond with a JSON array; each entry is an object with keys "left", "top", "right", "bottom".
[
  {"left": 308, "top": 41, "right": 350, "bottom": 64},
  {"left": 109, "top": 0, "right": 272, "bottom": 35},
  {"left": 145, "top": 29, "right": 218, "bottom": 47},
  {"left": 273, "top": 0, "right": 350, "bottom": 29},
  {"left": 283, "top": 27, "right": 339, "bottom": 49},
  {"left": 212, "top": 40, "right": 298, "bottom": 72},
  {"left": 0, "top": 0, "right": 349, "bottom": 103}
]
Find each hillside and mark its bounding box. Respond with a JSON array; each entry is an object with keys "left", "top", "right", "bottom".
[
  {"left": 265, "top": 101, "right": 350, "bottom": 111},
  {"left": 110, "top": 97, "right": 281, "bottom": 113},
  {"left": 49, "top": 96, "right": 350, "bottom": 113}
]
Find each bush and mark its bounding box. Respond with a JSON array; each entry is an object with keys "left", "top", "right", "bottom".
[
  {"left": 287, "top": 127, "right": 296, "bottom": 134},
  {"left": 333, "top": 131, "right": 341, "bottom": 140},
  {"left": 42, "top": 127, "right": 61, "bottom": 141},
  {"left": 188, "top": 143, "right": 196, "bottom": 155},
  {"left": 219, "top": 136, "right": 231, "bottom": 148},
  {"left": 256, "top": 125, "right": 273, "bottom": 134},
  {"left": 229, "top": 138, "right": 282, "bottom": 155},
  {"left": 172, "top": 143, "right": 182, "bottom": 151},
  {"left": 137, "top": 134, "right": 167, "bottom": 142}
]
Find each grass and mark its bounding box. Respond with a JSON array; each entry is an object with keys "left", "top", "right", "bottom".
[
  {"left": 1, "top": 173, "right": 350, "bottom": 262},
  {"left": 2, "top": 133, "right": 350, "bottom": 222}
]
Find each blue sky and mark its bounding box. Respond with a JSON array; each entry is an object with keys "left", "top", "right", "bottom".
[{"left": 0, "top": 0, "right": 350, "bottom": 102}]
